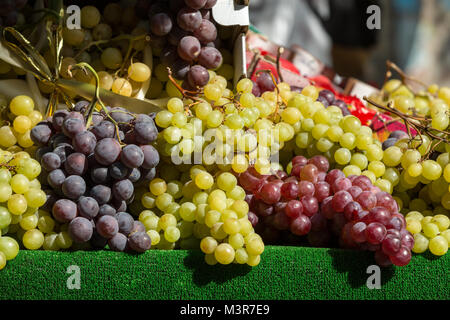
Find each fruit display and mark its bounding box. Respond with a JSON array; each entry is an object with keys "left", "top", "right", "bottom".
[{"left": 0, "top": 0, "right": 449, "bottom": 281}]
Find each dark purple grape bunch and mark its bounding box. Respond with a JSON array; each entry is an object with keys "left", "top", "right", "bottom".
[
  {"left": 240, "top": 155, "right": 413, "bottom": 267},
  {"left": 148, "top": 0, "right": 221, "bottom": 88},
  {"left": 31, "top": 104, "right": 159, "bottom": 253},
  {"left": 316, "top": 89, "right": 351, "bottom": 116},
  {"left": 0, "top": 0, "right": 27, "bottom": 27}
]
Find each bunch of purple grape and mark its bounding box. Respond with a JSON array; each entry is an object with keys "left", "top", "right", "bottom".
[
  {"left": 241, "top": 155, "right": 414, "bottom": 267},
  {"left": 0, "top": 0, "right": 27, "bottom": 27},
  {"left": 30, "top": 103, "right": 160, "bottom": 253},
  {"left": 144, "top": 0, "right": 222, "bottom": 88}
]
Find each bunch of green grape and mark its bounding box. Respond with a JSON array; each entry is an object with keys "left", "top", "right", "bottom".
[
  {"left": 0, "top": 95, "right": 43, "bottom": 153},
  {"left": 133, "top": 162, "right": 263, "bottom": 266},
  {"left": 0, "top": 148, "right": 48, "bottom": 270},
  {"left": 155, "top": 75, "right": 310, "bottom": 176},
  {"left": 405, "top": 211, "right": 450, "bottom": 256}
]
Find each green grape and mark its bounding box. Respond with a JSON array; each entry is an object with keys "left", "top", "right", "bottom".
[
  {"left": 155, "top": 193, "right": 174, "bottom": 211},
  {"left": 343, "top": 165, "right": 361, "bottom": 177},
  {"left": 423, "top": 222, "right": 440, "bottom": 238},
  {"left": 350, "top": 153, "right": 368, "bottom": 170},
  {"left": 214, "top": 243, "right": 235, "bottom": 264},
  {"left": 0, "top": 182, "right": 12, "bottom": 202},
  {"left": 164, "top": 226, "right": 180, "bottom": 242},
  {"left": 383, "top": 146, "right": 403, "bottom": 167},
  {"left": 422, "top": 160, "right": 442, "bottom": 181},
  {"left": 429, "top": 236, "right": 448, "bottom": 256},
  {"left": 0, "top": 236, "right": 19, "bottom": 260},
  {"left": 383, "top": 168, "right": 400, "bottom": 187},
  {"left": 179, "top": 202, "right": 197, "bottom": 222},
  {"left": 334, "top": 148, "right": 351, "bottom": 165},
  {"left": 142, "top": 215, "right": 159, "bottom": 231},
  {"left": 339, "top": 132, "right": 356, "bottom": 150},
  {"left": 155, "top": 110, "right": 173, "bottom": 128},
  {"left": 0, "top": 251, "right": 6, "bottom": 270},
  {"left": 22, "top": 229, "right": 45, "bottom": 250},
  {"left": 24, "top": 189, "right": 46, "bottom": 208},
  {"left": 412, "top": 233, "right": 429, "bottom": 253},
  {"left": 101, "top": 47, "right": 123, "bottom": 70},
  {"left": 0, "top": 207, "right": 11, "bottom": 229},
  {"left": 368, "top": 161, "right": 385, "bottom": 177},
  {"left": 7, "top": 194, "right": 27, "bottom": 215}
]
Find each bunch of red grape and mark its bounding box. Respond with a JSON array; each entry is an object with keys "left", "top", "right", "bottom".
[
  {"left": 241, "top": 155, "right": 414, "bottom": 267},
  {"left": 30, "top": 102, "right": 159, "bottom": 253},
  {"left": 147, "top": 0, "right": 223, "bottom": 88}
]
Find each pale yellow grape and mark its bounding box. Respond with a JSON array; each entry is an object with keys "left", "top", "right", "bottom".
[
  {"left": 25, "top": 189, "right": 46, "bottom": 208},
  {"left": 43, "top": 232, "right": 59, "bottom": 251},
  {"left": 239, "top": 219, "right": 253, "bottom": 236},
  {"left": 22, "top": 229, "right": 44, "bottom": 250},
  {"left": 101, "top": 48, "right": 123, "bottom": 69},
  {"left": 200, "top": 236, "right": 218, "bottom": 254},
  {"left": 0, "top": 251, "right": 6, "bottom": 270},
  {"left": 12, "top": 115, "right": 32, "bottom": 134},
  {"left": 195, "top": 171, "right": 214, "bottom": 189},
  {"left": 37, "top": 215, "right": 55, "bottom": 234},
  {"left": 111, "top": 78, "right": 132, "bottom": 97},
  {"left": 214, "top": 243, "right": 235, "bottom": 264},
  {"left": 407, "top": 163, "right": 423, "bottom": 177},
  {"left": 128, "top": 63, "right": 151, "bottom": 82},
  {"left": 217, "top": 172, "right": 237, "bottom": 192},
  {"left": 19, "top": 211, "right": 38, "bottom": 230},
  {"left": 0, "top": 236, "right": 19, "bottom": 260},
  {"left": 343, "top": 165, "right": 362, "bottom": 177},
  {"left": 235, "top": 248, "right": 248, "bottom": 264},
  {"left": 412, "top": 233, "right": 429, "bottom": 253},
  {"left": 432, "top": 215, "right": 450, "bottom": 231},
  {"left": 141, "top": 192, "right": 156, "bottom": 209},
  {"left": 231, "top": 154, "right": 248, "bottom": 173},
  {"left": 334, "top": 148, "right": 351, "bottom": 165},
  {"left": 204, "top": 84, "right": 222, "bottom": 101},
  {"left": 247, "top": 254, "right": 261, "bottom": 267},
  {"left": 149, "top": 178, "right": 167, "bottom": 196},
  {"left": 406, "top": 211, "right": 424, "bottom": 220},
  {"left": 0, "top": 182, "right": 12, "bottom": 202},
  {"left": 145, "top": 230, "right": 160, "bottom": 246},
  {"left": 93, "top": 71, "right": 114, "bottom": 90},
  {"left": 441, "top": 230, "right": 450, "bottom": 243},
  {"left": 80, "top": 5, "right": 101, "bottom": 28},
  {"left": 7, "top": 194, "right": 27, "bottom": 215},
  {"left": 204, "top": 253, "right": 218, "bottom": 265},
  {"left": 429, "top": 236, "right": 448, "bottom": 256},
  {"left": 406, "top": 219, "right": 422, "bottom": 234},
  {"left": 56, "top": 231, "right": 72, "bottom": 249},
  {"left": 422, "top": 160, "right": 442, "bottom": 181},
  {"left": 164, "top": 226, "right": 180, "bottom": 242},
  {"left": 9, "top": 95, "right": 34, "bottom": 116},
  {"left": 422, "top": 222, "right": 440, "bottom": 238},
  {"left": 236, "top": 78, "right": 253, "bottom": 93},
  {"left": 179, "top": 202, "right": 196, "bottom": 222},
  {"left": 142, "top": 215, "right": 159, "bottom": 231},
  {"left": 227, "top": 186, "right": 246, "bottom": 201},
  {"left": 158, "top": 214, "right": 177, "bottom": 231}
]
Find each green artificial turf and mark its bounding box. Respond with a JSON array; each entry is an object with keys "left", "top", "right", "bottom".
[{"left": 0, "top": 246, "right": 448, "bottom": 300}]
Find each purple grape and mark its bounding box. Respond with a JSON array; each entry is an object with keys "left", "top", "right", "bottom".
[
  {"left": 185, "top": 0, "right": 207, "bottom": 9},
  {"left": 128, "top": 231, "right": 151, "bottom": 252},
  {"left": 177, "top": 7, "right": 202, "bottom": 32},
  {"left": 77, "top": 196, "right": 99, "bottom": 220},
  {"left": 68, "top": 217, "right": 93, "bottom": 243},
  {"left": 53, "top": 144, "right": 74, "bottom": 163},
  {"left": 30, "top": 124, "right": 52, "bottom": 146},
  {"left": 64, "top": 153, "right": 88, "bottom": 176},
  {"left": 193, "top": 19, "right": 217, "bottom": 43},
  {"left": 187, "top": 65, "right": 210, "bottom": 88},
  {"left": 91, "top": 121, "right": 115, "bottom": 140},
  {"left": 172, "top": 59, "right": 191, "bottom": 79},
  {"left": 90, "top": 166, "right": 111, "bottom": 184},
  {"left": 112, "top": 179, "right": 134, "bottom": 201},
  {"left": 204, "top": 0, "right": 217, "bottom": 8},
  {"left": 52, "top": 110, "right": 69, "bottom": 132},
  {"left": 94, "top": 138, "right": 121, "bottom": 166},
  {"left": 41, "top": 152, "right": 61, "bottom": 171},
  {"left": 72, "top": 131, "right": 96, "bottom": 155},
  {"left": 108, "top": 233, "right": 128, "bottom": 252},
  {"left": 62, "top": 118, "right": 85, "bottom": 138},
  {"left": 150, "top": 13, "right": 173, "bottom": 36},
  {"left": 52, "top": 199, "right": 77, "bottom": 223},
  {"left": 97, "top": 204, "right": 116, "bottom": 218},
  {"left": 47, "top": 169, "right": 66, "bottom": 190},
  {"left": 116, "top": 212, "right": 134, "bottom": 236},
  {"left": 140, "top": 145, "right": 160, "bottom": 169},
  {"left": 177, "top": 35, "right": 201, "bottom": 61},
  {"left": 109, "top": 162, "right": 131, "bottom": 180},
  {"left": 62, "top": 175, "right": 86, "bottom": 200},
  {"left": 96, "top": 215, "right": 119, "bottom": 239},
  {"left": 89, "top": 185, "right": 112, "bottom": 205}
]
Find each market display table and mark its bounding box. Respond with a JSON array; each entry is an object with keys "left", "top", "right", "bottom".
[{"left": 1, "top": 246, "right": 448, "bottom": 300}]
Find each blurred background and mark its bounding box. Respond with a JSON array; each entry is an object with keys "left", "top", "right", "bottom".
[{"left": 249, "top": 0, "right": 450, "bottom": 87}]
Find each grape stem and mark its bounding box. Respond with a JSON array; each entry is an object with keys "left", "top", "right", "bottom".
[
  {"left": 276, "top": 47, "right": 284, "bottom": 83},
  {"left": 255, "top": 69, "right": 287, "bottom": 118},
  {"left": 166, "top": 67, "right": 202, "bottom": 101},
  {"left": 364, "top": 97, "right": 450, "bottom": 147},
  {"left": 247, "top": 49, "right": 262, "bottom": 79},
  {"left": 68, "top": 62, "right": 123, "bottom": 145}
]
